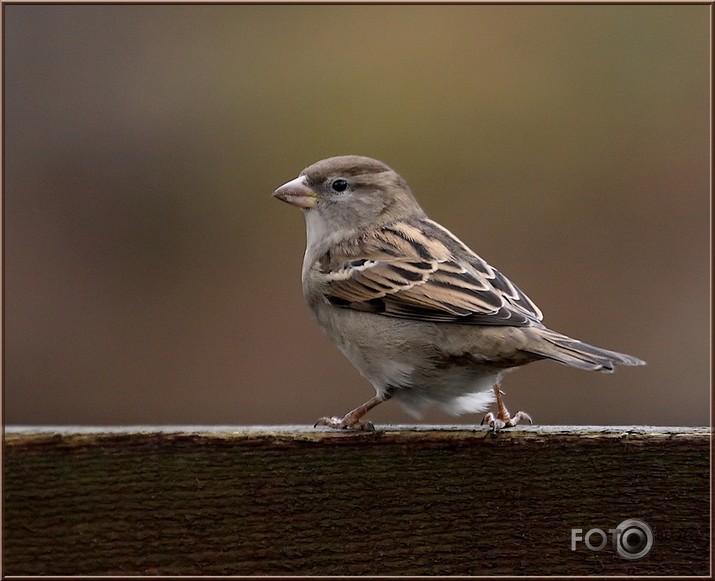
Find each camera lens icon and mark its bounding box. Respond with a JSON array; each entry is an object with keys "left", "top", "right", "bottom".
[{"left": 612, "top": 519, "right": 653, "bottom": 560}]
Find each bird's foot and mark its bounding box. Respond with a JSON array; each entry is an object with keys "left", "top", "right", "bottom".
[
  {"left": 313, "top": 393, "right": 388, "bottom": 432},
  {"left": 314, "top": 415, "right": 375, "bottom": 431},
  {"left": 480, "top": 387, "right": 532, "bottom": 434}
]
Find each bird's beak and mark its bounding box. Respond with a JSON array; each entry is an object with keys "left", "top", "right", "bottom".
[{"left": 272, "top": 175, "right": 318, "bottom": 209}]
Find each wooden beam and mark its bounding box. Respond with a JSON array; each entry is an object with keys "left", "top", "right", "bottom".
[{"left": 3, "top": 426, "right": 710, "bottom": 576}]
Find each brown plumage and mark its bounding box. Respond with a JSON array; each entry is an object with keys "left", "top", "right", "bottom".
[{"left": 273, "top": 155, "right": 645, "bottom": 430}]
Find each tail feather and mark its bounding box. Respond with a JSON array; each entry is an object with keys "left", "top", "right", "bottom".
[{"left": 524, "top": 329, "right": 646, "bottom": 372}]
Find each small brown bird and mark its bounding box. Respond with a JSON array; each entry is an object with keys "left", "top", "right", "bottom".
[{"left": 273, "top": 156, "right": 645, "bottom": 430}]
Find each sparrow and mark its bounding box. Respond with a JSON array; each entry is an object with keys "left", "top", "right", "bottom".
[{"left": 273, "top": 155, "right": 645, "bottom": 430}]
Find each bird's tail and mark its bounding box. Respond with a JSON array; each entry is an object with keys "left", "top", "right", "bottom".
[{"left": 523, "top": 328, "right": 645, "bottom": 372}]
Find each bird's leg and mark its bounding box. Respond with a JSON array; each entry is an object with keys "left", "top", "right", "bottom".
[
  {"left": 314, "top": 392, "right": 391, "bottom": 431},
  {"left": 481, "top": 385, "right": 532, "bottom": 433}
]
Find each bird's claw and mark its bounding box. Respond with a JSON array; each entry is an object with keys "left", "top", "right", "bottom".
[
  {"left": 480, "top": 387, "right": 533, "bottom": 434},
  {"left": 481, "top": 412, "right": 504, "bottom": 432},
  {"left": 481, "top": 410, "right": 533, "bottom": 428},
  {"left": 314, "top": 415, "right": 375, "bottom": 431}
]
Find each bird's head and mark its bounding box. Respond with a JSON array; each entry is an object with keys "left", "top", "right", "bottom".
[{"left": 272, "top": 155, "right": 425, "bottom": 234}]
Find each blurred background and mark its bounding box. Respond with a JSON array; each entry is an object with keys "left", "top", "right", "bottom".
[{"left": 4, "top": 5, "right": 709, "bottom": 426}]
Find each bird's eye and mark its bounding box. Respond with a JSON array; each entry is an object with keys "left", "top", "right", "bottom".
[{"left": 331, "top": 179, "right": 349, "bottom": 193}]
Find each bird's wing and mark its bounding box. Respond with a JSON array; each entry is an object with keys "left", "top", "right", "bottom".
[{"left": 314, "top": 219, "right": 543, "bottom": 327}]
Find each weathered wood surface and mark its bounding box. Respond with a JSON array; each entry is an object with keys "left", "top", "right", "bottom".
[{"left": 3, "top": 425, "right": 711, "bottom": 576}]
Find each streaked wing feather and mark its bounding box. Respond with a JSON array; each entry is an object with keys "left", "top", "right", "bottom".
[{"left": 317, "top": 219, "right": 543, "bottom": 327}]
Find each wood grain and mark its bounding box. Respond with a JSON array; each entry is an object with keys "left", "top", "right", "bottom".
[{"left": 3, "top": 426, "right": 710, "bottom": 576}]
